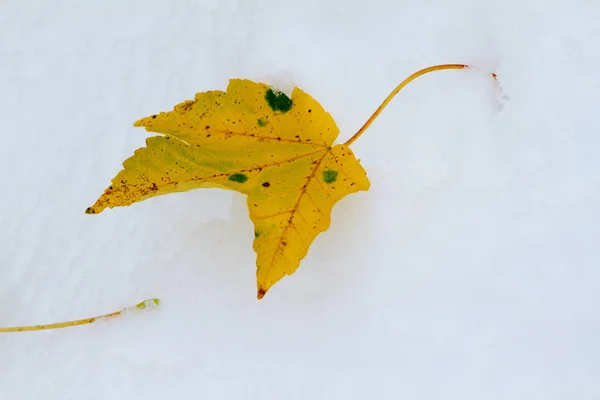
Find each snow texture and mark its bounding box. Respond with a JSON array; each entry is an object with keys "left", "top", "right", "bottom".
[{"left": 1, "top": 0, "right": 599, "bottom": 399}]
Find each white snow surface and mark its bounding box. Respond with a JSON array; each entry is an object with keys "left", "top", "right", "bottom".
[{"left": 1, "top": 1, "right": 599, "bottom": 399}]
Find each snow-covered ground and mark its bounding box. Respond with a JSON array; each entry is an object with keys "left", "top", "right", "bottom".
[{"left": 1, "top": 1, "right": 599, "bottom": 398}]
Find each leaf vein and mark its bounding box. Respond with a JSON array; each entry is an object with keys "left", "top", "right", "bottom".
[{"left": 262, "top": 149, "right": 330, "bottom": 283}]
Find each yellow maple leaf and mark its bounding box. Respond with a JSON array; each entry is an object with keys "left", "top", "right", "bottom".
[
  {"left": 86, "top": 79, "right": 370, "bottom": 298},
  {"left": 86, "top": 63, "right": 491, "bottom": 299}
]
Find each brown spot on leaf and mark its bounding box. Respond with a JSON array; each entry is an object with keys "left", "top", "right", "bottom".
[
  {"left": 179, "top": 101, "right": 194, "bottom": 112},
  {"left": 257, "top": 288, "right": 266, "bottom": 300}
]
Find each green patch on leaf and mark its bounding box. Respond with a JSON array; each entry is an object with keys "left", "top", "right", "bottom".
[
  {"left": 229, "top": 173, "right": 248, "bottom": 183},
  {"left": 265, "top": 88, "right": 293, "bottom": 113},
  {"left": 322, "top": 170, "right": 338, "bottom": 184}
]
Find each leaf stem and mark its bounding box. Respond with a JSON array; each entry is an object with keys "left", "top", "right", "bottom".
[
  {"left": 0, "top": 298, "right": 160, "bottom": 332},
  {"left": 344, "top": 63, "right": 476, "bottom": 146}
]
